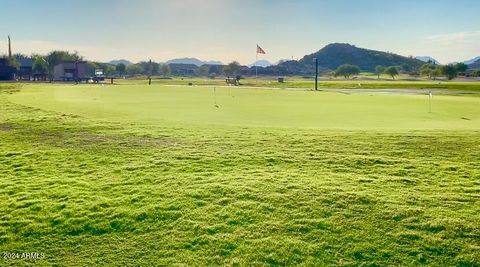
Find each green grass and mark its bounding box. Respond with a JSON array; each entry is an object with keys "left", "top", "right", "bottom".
[
  {"left": 6, "top": 83, "right": 480, "bottom": 130},
  {"left": 139, "top": 76, "right": 480, "bottom": 91},
  {"left": 1, "top": 83, "right": 479, "bottom": 266}
]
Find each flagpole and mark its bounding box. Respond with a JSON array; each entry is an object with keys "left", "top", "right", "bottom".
[
  {"left": 255, "top": 46, "right": 258, "bottom": 85},
  {"left": 429, "top": 90, "right": 432, "bottom": 113}
]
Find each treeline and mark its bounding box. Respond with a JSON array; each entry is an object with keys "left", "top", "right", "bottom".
[
  {"left": 8, "top": 51, "right": 250, "bottom": 78},
  {"left": 7, "top": 51, "right": 171, "bottom": 78},
  {"left": 10, "top": 51, "right": 116, "bottom": 79},
  {"left": 329, "top": 62, "right": 478, "bottom": 80}
]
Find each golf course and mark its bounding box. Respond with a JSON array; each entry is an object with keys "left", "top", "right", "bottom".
[{"left": 1, "top": 82, "right": 479, "bottom": 266}]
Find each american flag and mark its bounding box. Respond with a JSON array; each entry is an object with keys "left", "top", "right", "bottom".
[{"left": 257, "top": 45, "right": 266, "bottom": 54}]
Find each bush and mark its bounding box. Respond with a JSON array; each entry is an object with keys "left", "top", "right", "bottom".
[
  {"left": 334, "top": 64, "right": 360, "bottom": 79},
  {"left": 384, "top": 66, "right": 399, "bottom": 79},
  {"left": 440, "top": 65, "right": 458, "bottom": 80}
]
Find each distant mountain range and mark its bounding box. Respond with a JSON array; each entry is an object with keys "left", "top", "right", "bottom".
[
  {"left": 109, "top": 59, "right": 133, "bottom": 66},
  {"left": 107, "top": 45, "right": 479, "bottom": 76},
  {"left": 249, "top": 60, "right": 272, "bottom": 67},
  {"left": 415, "top": 56, "right": 440, "bottom": 65},
  {"left": 108, "top": 58, "right": 223, "bottom": 66},
  {"left": 467, "top": 58, "right": 480, "bottom": 69},
  {"left": 465, "top": 56, "right": 480, "bottom": 65},
  {"left": 166, "top": 58, "right": 223, "bottom": 66}
]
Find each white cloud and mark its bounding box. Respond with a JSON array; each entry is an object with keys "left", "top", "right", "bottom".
[
  {"left": 406, "top": 31, "right": 480, "bottom": 63},
  {"left": 424, "top": 31, "right": 480, "bottom": 43}
]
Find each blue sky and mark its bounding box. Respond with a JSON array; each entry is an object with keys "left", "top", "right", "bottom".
[{"left": 1, "top": 0, "right": 479, "bottom": 64}]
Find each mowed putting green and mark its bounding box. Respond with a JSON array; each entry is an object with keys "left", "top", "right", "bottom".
[
  {"left": 6, "top": 83, "right": 480, "bottom": 130},
  {"left": 1, "top": 83, "right": 479, "bottom": 266}
]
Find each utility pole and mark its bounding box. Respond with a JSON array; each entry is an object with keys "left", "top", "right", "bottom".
[
  {"left": 315, "top": 58, "right": 318, "bottom": 91},
  {"left": 7, "top": 35, "right": 15, "bottom": 80},
  {"left": 7, "top": 35, "right": 12, "bottom": 59},
  {"left": 148, "top": 59, "right": 152, "bottom": 85}
]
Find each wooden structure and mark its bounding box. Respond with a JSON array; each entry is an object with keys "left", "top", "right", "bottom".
[
  {"left": 0, "top": 36, "right": 16, "bottom": 81},
  {"left": 18, "top": 58, "right": 33, "bottom": 80},
  {"left": 0, "top": 58, "right": 15, "bottom": 80},
  {"left": 53, "top": 61, "right": 88, "bottom": 81}
]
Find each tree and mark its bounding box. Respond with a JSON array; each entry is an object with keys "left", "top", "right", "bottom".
[
  {"left": 161, "top": 64, "right": 171, "bottom": 77},
  {"left": 197, "top": 65, "right": 210, "bottom": 77},
  {"left": 137, "top": 61, "right": 159, "bottom": 76},
  {"left": 224, "top": 61, "right": 241, "bottom": 77},
  {"left": 46, "top": 50, "right": 82, "bottom": 80},
  {"left": 384, "top": 66, "right": 399, "bottom": 80},
  {"left": 126, "top": 64, "right": 143, "bottom": 76},
  {"left": 420, "top": 64, "right": 438, "bottom": 79},
  {"left": 85, "top": 62, "right": 99, "bottom": 77},
  {"left": 6, "top": 56, "right": 20, "bottom": 70},
  {"left": 375, "top": 65, "right": 385, "bottom": 79},
  {"left": 400, "top": 63, "right": 411, "bottom": 72},
  {"left": 151, "top": 62, "right": 160, "bottom": 75},
  {"left": 116, "top": 63, "right": 126, "bottom": 76},
  {"left": 32, "top": 56, "right": 48, "bottom": 75},
  {"left": 441, "top": 64, "right": 458, "bottom": 80},
  {"left": 14, "top": 53, "right": 30, "bottom": 60},
  {"left": 472, "top": 69, "right": 480, "bottom": 77},
  {"left": 334, "top": 64, "right": 360, "bottom": 79},
  {"left": 105, "top": 65, "right": 116, "bottom": 76},
  {"left": 430, "top": 68, "right": 442, "bottom": 80},
  {"left": 454, "top": 63, "right": 468, "bottom": 74}
]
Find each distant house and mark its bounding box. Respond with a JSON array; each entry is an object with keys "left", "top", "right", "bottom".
[
  {"left": 53, "top": 61, "right": 88, "bottom": 81},
  {"left": 0, "top": 58, "right": 16, "bottom": 81},
  {"left": 17, "top": 58, "right": 33, "bottom": 80}
]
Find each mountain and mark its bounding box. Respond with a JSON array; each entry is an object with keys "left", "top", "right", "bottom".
[
  {"left": 109, "top": 59, "right": 132, "bottom": 66},
  {"left": 245, "top": 43, "right": 426, "bottom": 76},
  {"left": 249, "top": 60, "right": 272, "bottom": 67},
  {"left": 415, "top": 56, "right": 440, "bottom": 65},
  {"left": 166, "top": 58, "right": 223, "bottom": 66},
  {"left": 295, "top": 43, "right": 424, "bottom": 72},
  {"left": 464, "top": 56, "right": 480, "bottom": 65},
  {"left": 274, "top": 59, "right": 291, "bottom": 65},
  {"left": 204, "top": 60, "right": 224, "bottom": 65},
  {"left": 468, "top": 58, "right": 480, "bottom": 69}
]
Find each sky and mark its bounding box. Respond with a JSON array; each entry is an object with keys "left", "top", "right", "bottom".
[{"left": 0, "top": 0, "right": 479, "bottom": 65}]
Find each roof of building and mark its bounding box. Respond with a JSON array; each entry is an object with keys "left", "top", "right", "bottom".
[{"left": 18, "top": 58, "right": 33, "bottom": 68}]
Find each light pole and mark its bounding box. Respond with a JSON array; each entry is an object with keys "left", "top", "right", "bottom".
[{"left": 313, "top": 58, "right": 318, "bottom": 91}]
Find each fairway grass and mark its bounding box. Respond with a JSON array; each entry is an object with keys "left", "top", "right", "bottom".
[
  {"left": 132, "top": 77, "right": 480, "bottom": 91},
  {"left": 1, "top": 84, "right": 479, "bottom": 266},
  {"left": 6, "top": 83, "right": 480, "bottom": 130}
]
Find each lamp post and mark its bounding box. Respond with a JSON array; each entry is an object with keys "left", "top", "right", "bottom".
[{"left": 313, "top": 58, "right": 318, "bottom": 91}]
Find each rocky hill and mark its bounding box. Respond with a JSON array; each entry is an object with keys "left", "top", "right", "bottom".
[
  {"left": 250, "top": 43, "right": 424, "bottom": 76},
  {"left": 298, "top": 43, "right": 423, "bottom": 72}
]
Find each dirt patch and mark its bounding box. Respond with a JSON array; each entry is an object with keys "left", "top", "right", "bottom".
[{"left": 0, "top": 123, "right": 16, "bottom": 132}]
